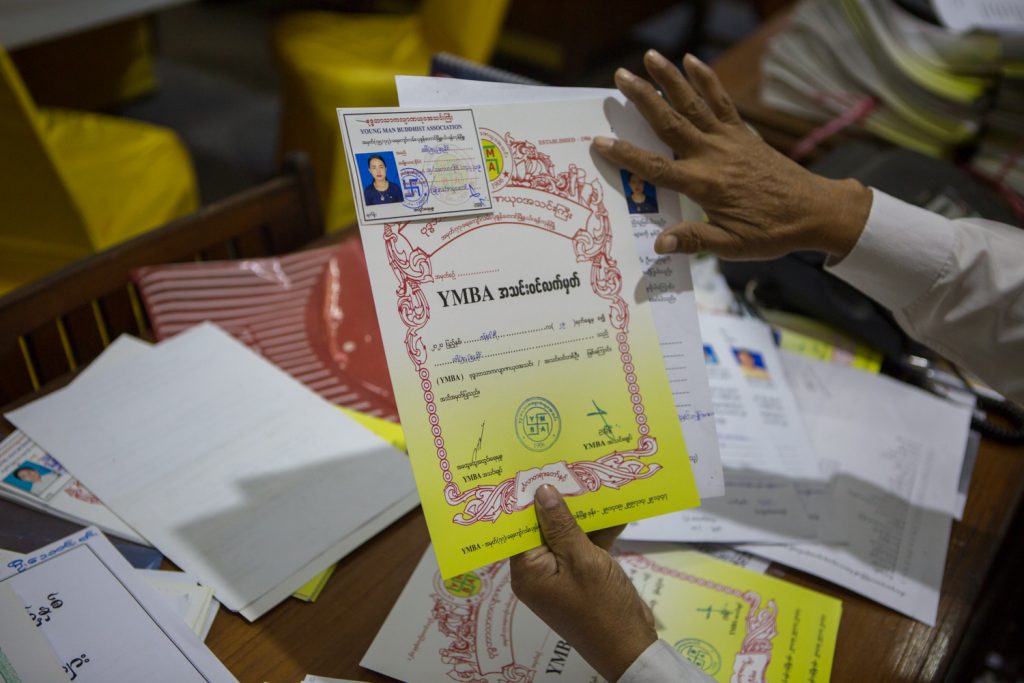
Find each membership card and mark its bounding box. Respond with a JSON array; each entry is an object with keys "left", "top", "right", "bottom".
[{"left": 339, "top": 107, "right": 493, "bottom": 224}]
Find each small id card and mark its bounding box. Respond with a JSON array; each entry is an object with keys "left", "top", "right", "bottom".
[{"left": 338, "top": 107, "right": 493, "bottom": 224}]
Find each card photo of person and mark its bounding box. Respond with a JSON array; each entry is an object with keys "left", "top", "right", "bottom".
[
  {"left": 356, "top": 151, "right": 405, "bottom": 206},
  {"left": 4, "top": 461, "right": 60, "bottom": 496},
  {"left": 619, "top": 169, "right": 659, "bottom": 214},
  {"left": 703, "top": 344, "right": 719, "bottom": 366},
  {"left": 732, "top": 347, "right": 770, "bottom": 380}
]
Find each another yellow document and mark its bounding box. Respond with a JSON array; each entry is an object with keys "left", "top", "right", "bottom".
[
  {"left": 363, "top": 545, "right": 842, "bottom": 682},
  {"left": 342, "top": 99, "right": 700, "bottom": 576},
  {"left": 621, "top": 546, "right": 841, "bottom": 682}
]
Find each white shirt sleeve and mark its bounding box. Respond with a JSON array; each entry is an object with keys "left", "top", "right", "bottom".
[
  {"left": 826, "top": 188, "right": 1024, "bottom": 405},
  {"left": 617, "top": 639, "right": 716, "bottom": 683}
]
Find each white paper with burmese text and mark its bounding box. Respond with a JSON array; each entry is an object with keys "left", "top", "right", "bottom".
[
  {"left": 743, "top": 353, "right": 971, "bottom": 625},
  {"left": 625, "top": 314, "right": 828, "bottom": 543}
]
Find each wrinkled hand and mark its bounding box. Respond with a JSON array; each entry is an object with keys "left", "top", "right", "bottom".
[
  {"left": 593, "top": 50, "right": 872, "bottom": 261},
  {"left": 510, "top": 485, "right": 656, "bottom": 682}
]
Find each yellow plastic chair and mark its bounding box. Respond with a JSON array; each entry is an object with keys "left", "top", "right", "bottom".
[
  {"left": 273, "top": 0, "right": 510, "bottom": 232},
  {"left": 0, "top": 46, "right": 197, "bottom": 295}
]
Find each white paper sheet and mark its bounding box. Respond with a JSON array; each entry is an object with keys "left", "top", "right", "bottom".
[
  {"left": 933, "top": 0, "right": 1024, "bottom": 32},
  {"left": 743, "top": 354, "right": 972, "bottom": 625},
  {"left": 0, "top": 527, "right": 236, "bottom": 682},
  {"left": 0, "top": 582, "right": 68, "bottom": 681},
  {"left": 7, "top": 324, "right": 418, "bottom": 620},
  {"left": 140, "top": 570, "right": 219, "bottom": 640},
  {"left": 396, "top": 75, "right": 724, "bottom": 500},
  {"left": 624, "top": 314, "right": 826, "bottom": 543}
]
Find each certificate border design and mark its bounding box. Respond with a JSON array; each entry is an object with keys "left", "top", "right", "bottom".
[
  {"left": 619, "top": 553, "right": 779, "bottom": 682},
  {"left": 430, "top": 562, "right": 532, "bottom": 683},
  {"left": 385, "top": 131, "right": 663, "bottom": 525},
  {"left": 425, "top": 552, "right": 779, "bottom": 683}
]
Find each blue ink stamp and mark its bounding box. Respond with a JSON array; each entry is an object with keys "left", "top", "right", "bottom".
[
  {"left": 514, "top": 397, "right": 561, "bottom": 451},
  {"left": 400, "top": 167, "right": 430, "bottom": 209},
  {"left": 674, "top": 639, "right": 721, "bottom": 675}
]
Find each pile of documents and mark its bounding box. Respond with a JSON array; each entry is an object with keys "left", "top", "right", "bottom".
[
  {"left": 761, "top": 0, "right": 1023, "bottom": 164},
  {"left": 0, "top": 527, "right": 237, "bottom": 682},
  {"left": 4, "top": 322, "right": 418, "bottom": 621}
]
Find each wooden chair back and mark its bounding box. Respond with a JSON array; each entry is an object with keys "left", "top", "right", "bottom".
[{"left": 0, "top": 153, "right": 324, "bottom": 409}]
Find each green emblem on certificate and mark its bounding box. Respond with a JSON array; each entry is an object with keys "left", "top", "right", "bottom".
[
  {"left": 514, "top": 397, "right": 561, "bottom": 452},
  {"left": 674, "top": 638, "right": 721, "bottom": 675}
]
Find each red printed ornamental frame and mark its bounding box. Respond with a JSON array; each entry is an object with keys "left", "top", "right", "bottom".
[
  {"left": 427, "top": 552, "right": 780, "bottom": 683},
  {"left": 382, "top": 129, "right": 672, "bottom": 526}
]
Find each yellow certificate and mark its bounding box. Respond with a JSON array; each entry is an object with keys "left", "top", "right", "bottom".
[
  {"left": 363, "top": 545, "right": 843, "bottom": 682},
  {"left": 621, "top": 546, "right": 842, "bottom": 681},
  {"left": 349, "top": 99, "right": 700, "bottom": 576}
]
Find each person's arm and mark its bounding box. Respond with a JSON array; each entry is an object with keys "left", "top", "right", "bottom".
[
  {"left": 509, "top": 485, "right": 714, "bottom": 682},
  {"left": 593, "top": 50, "right": 1024, "bottom": 404},
  {"left": 826, "top": 190, "right": 1024, "bottom": 404}
]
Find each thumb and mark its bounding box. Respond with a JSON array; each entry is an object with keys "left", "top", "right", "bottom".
[
  {"left": 656, "top": 221, "right": 738, "bottom": 256},
  {"left": 534, "top": 485, "right": 590, "bottom": 565}
]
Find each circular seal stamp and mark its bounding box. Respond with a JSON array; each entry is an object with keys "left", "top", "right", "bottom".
[
  {"left": 399, "top": 167, "right": 429, "bottom": 209},
  {"left": 427, "top": 151, "right": 471, "bottom": 207},
  {"left": 479, "top": 128, "right": 512, "bottom": 192},
  {"left": 514, "top": 396, "right": 562, "bottom": 451},
  {"left": 433, "top": 569, "right": 489, "bottom": 605},
  {"left": 674, "top": 639, "right": 721, "bottom": 676}
]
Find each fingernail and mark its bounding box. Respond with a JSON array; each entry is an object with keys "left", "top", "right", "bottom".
[
  {"left": 646, "top": 49, "right": 670, "bottom": 68},
  {"left": 615, "top": 68, "right": 636, "bottom": 83},
  {"left": 593, "top": 136, "right": 614, "bottom": 151},
  {"left": 536, "top": 484, "right": 561, "bottom": 510},
  {"left": 656, "top": 234, "right": 678, "bottom": 253},
  {"left": 685, "top": 53, "right": 706, "bottom": 68}
]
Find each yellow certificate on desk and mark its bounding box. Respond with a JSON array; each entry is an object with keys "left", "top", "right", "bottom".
[
  {"left": 341, "top": 99, "right": 700, "bottom": 576},
  {"left": 363, "top": 545, "right": 842, "bottom": 682}
]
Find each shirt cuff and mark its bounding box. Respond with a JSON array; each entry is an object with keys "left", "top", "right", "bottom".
[
  {"left": 618, "top": 639, "right": 715, "bottom": 683},
  {"left": 826, "top": 188, "right": 957, "bottom": 312}
]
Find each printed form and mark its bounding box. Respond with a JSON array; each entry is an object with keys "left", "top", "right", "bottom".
[
  {"left": 396, "top": 75, "right": 723, "bottom": 500},
  {"left": 340, "top": 97, "right": 704, "bottom": 577},
  {"left": 625, "top": 314, "right": 827, "bottom": 544},
  {"left": 744, "top": 354, "right": 972, "bottom": 625}
]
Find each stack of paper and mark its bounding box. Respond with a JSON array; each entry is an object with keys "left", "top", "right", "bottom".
[
  {"left": 742, "top": 352, "right": 972, "bottom": 625},
  {"left": 762, "top": 0, "right": 998, "bottom": 157},
  {"left": 0, "top": 527, "right": 237, "bottom": 682},
  {"left": 6, "top": 322, "right": 418, "bottom": 620},
  {"left": 0, "top": 429, "right": 146, "bottom": 544},
  {"left": 623, "top": 313, "right": 831, "bottom": 546}
]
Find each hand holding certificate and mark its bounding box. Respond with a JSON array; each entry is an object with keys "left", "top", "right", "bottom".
[{"left": 340, "top": 98, "right": 702, "bottom": 576}]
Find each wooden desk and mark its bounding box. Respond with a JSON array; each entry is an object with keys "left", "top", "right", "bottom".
[{"left": 3, "top": 36, "right": 1023, "bottom": 683}]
